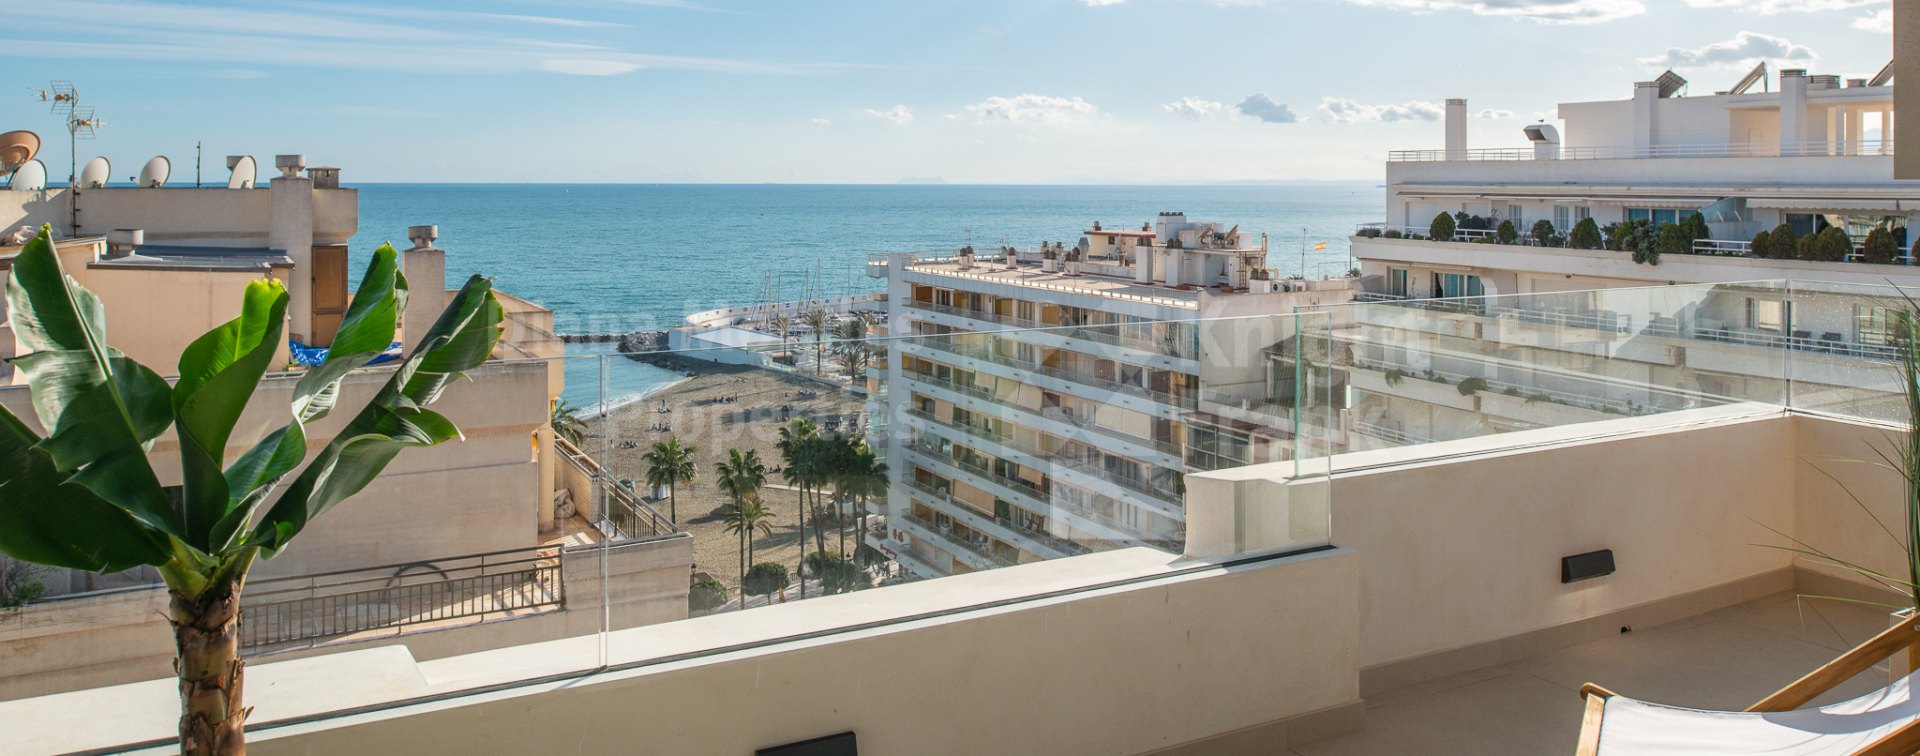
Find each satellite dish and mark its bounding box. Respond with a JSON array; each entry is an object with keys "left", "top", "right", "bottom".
[
  {"left": 226, "top": 155, "right": 256, "bottom": 189},
  {"left": 0, "top": 130, "right": 40, "bottom": 175},
  {"left": 79, "top": 156, "right": 110, "bottom": 188},
  {"left": 9, "top": 160, "right": 47, "bottom": 191},
  {"left": 138, "top": 156, "right": 170, "bottom": 188}
]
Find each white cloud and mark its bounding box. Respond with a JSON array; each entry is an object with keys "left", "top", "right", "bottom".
[
  {"left": 1318, "top": 97, "right": 1444, "bottom": 123},
  {"left": 1342, "top": 0, "right": 1645, "bottom": 24},
  {"left": 1854, "top": 7, "right": 1892, "bottom": 31},
  {"left": 941, "top": 113, "right": 963, "bottom": 121},
  {"left": 966, "top": 94, "right": 1099, "bottom": 126},
  {"left": 1234, "top": 93, "right": 1299, "bottom": 124},
  {"left": 1639, "top": 31, "right": 1815, "bottom": 69},
  {"left": 540, "top": 59, "right": 643, "bottom": 76},
  {"left": 1163, "top": 97, "right": 1225, "bottom": 119},
  {"left": 864, "top": 105, "right": 915, "bottom": 125},
  {"left": 1477, "top": 108, "right": 1515, "bottom": 119},
  {"left": 810, "top": 117, "right": 833, "bottom": 127},
  {"left": 1084, "top": 0, "right": 1126, "bottom": 5},
  {"left": 1683, "top": 0, "right": 1883, "bottom": 11}
]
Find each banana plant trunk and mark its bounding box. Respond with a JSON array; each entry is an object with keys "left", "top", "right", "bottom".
[{"left": 173, "top": 581, "right": 247, "bottom": 756}]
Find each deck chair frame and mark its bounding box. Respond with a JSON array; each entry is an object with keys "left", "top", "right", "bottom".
[{"left": 1576, "top": 613, "right": 1920, "bottom": 755}]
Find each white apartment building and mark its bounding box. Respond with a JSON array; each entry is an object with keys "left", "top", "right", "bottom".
[
  {"left": 865, "top": 213, "right": 1352, "bottom": 578},
  {"left": 1339, "top": 67, "right": 1920, "bottom": 450}
]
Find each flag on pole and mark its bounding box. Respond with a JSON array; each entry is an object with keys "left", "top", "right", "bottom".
[{"left": 1312, "top": 242, "right": 1327, "bottom": 251}]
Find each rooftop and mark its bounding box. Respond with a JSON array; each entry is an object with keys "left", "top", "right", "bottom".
[{"left": 903, "top": 257, "right": 1204, "bottom": 308}]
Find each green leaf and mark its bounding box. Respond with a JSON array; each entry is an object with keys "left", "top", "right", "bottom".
[
  {"left": 249, "top": 274, "right": 501, "bottom": 555},
  {"left": 289, "top": 244, "right": 408, "bottom": 424},
  {"left": 0, "top": 404, "right": 168, "bottom": 572},
  {"left": 4, "top": 227, "right": 178, "bottom": 537},
  {"left": 170, "top": 279, "right": 289, "bottom": 548}
]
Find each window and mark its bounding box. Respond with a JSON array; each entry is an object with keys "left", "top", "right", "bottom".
[
  {"left": 1576, "top": 206, "right": 1591, "bottom": 221},
  {"left": 1440, "top": 273, "right": 1483, "bottom": 298},
  {"left": 1186, "top": 424, "right": 1253, "bottom": 471},
  {"left": 1747, "top": 298, "right": 1787, "bottom": 333},
  {"left": 1388, "top": 269, "right": 1409, "bottom": 297},
  {"left": 1554, "top": 206, "right": 1570, "bottom": 232},
  {"left": 1627, "top": 208, "right": 1679, "bottom": 225},
  {"left": 1856, "top": 305, "right": 1907, "bottom": 346},
  {"left": 1507, "top": 205, "right": 1524, "bottom": 227},
  {"left": 1627, "top": 208, "right": 1651, "bottom": 223}
]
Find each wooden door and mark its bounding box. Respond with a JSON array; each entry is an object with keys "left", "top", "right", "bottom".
[{"left": 309, "top": 245, "right": 348, "bottom": 346}]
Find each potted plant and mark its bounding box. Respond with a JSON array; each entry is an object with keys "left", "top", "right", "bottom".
[{"left": 1429, "top": 212, "right": 1456, "bottom": 243}]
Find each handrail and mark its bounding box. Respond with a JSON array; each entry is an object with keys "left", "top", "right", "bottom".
[
  {"left": 902, "top": 407, "right": 1185, "bottom": 505},
  {"left": 910, "top": 335, "right": 1195, "bottom": 408},
  {"left": 907, "top": 300, "right": 1197, "bottom": 358},
  {"left": 903, "top": 262, "right": 1201, "bottom": 309},
  {"left": 899, "top": 368, "right": 1186, "bottom": 457}
]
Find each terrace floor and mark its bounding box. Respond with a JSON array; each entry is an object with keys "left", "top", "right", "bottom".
[{"left": 1296, "top": 591, "right": 1893, "bottom": 755}]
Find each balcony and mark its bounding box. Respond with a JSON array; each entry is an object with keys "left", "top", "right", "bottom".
[
  {"left": 903, "top": 300, "right": 1198, "bottom": 361},
  {"left": 899, "top": 368, "right": 1185, "bottom": 465},
  {"left": 900, "top": 469, "right": 1087, "bottom": 560},
  {"left": 891, "top": 509, "right": 1011, "bottom": 571},
  {"left": 911, "top": 335, "right": 1196, "bottom": 410},
  {"left": 901, "top": 407, "right": 1185, "bottom": 514}
]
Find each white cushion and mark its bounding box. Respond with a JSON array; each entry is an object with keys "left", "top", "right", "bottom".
[{"left": 1597, "top": 672, "right": 1920, "bottom": 754}]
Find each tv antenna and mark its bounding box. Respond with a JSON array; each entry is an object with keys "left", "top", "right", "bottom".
[{"left": 39, "top": 81, "right": 103, "bottom": 233}]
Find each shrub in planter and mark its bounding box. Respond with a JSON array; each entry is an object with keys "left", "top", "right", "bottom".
[
  {"left": 1569, "top": 217, "right": 1602, "bottom": 250},
  {"left": 1770, "top": 223, "right": 1799, "bottom": 260},
  {"left": 1357, "top": 228, "right": 1382, "bottom": 238},
  {"left": 1496, "top": 219, "right": 1519, "bottom": 245},
  {"left": 1796, "top": 233, "right": 1818, "bottom": 261},
  {"left": 1456, "top": 377, "right": 1490, "bottom": 396},
  {"left": 1814, "top": 227, "right": 1852, "bottom": 262},
  {"left": 1530, "top": 219, "right": 1556, "bottom": 247},
  {"left": 1383, "top": 229, "right": 1403, "bottom": 239},
  {"left": 1656, "top": 222, "right": 1690, "bottom": 259},
  {"left": 689, "top": 579, "right": 728, "bottom": 613},
  {"left": 744, "top": 562, "right": 791, "bottom": 597},
  {"left": 1680, "top": 212, "right": 1711, "bottom": 250},
  {"left": 1429, "top": 212, "right": 1456, "bottom": 242},
  {"left": 1750, "top": 229, "right": 1773, "bottom": 259},
  {"left": 1865, "top": 226, "right": 1899, "bottom": 264}
]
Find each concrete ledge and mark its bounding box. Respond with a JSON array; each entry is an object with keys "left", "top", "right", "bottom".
[{"left": 1145, "top": 699, "right": 1367, "bottom": 755}]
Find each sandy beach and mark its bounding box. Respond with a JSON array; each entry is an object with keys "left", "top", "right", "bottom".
[{"left": 582, "top": 355, "right": 869, "bottom": 596}]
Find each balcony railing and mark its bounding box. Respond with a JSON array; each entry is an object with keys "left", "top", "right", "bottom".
[
  {"left": 1387, "top": 139, "right": 1895, "bottom": 163},
  {"left": 1355, "top": 227, "right": 1920, "bottom": 266},
  {"left": 240, "top": 545, "right": 564, "bottom": 650},
  {"left": 902, "top": 407, "right": 1185, "bottom": 507},
  {"left": 902, "top": 263, "right": 1201, "bottom": 310},
  {"left": 894, "top": 510, "right": 1016, "bottom": 568},
  {"left": 900, "top": 368, "right": 1186, "bottom": 458},
  {"left": 913, "top": 335, "right": 1196, "bottom": 409},
  {"left": 901, "top": 476, "right": 1088, "bottom": 559},
  {"left": 906, "top": 300, "right": 1197, "bottom": 358}
]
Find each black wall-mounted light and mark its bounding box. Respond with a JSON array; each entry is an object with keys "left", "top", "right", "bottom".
[{"left": 1562, "top": 549, "right": 1615, "bottom": 584}]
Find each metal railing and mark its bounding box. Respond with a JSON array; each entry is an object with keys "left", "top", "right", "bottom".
[
  {"left": 907, "top": 300, "right": 1198, "bottom": 358},
  {"left": 552, "top": 436, "right": 680, "bottom": 539},
  {"left": 900, "top": 367, "right": 1186, "bottom": 458},
  {"left": 902, "top": 407, "right": 1185, "bottom": 506},
  {"left": 913, "top": 335, "right": 1196, "bottom": 409},
  {"left": 240, "top": 545, "right": 563, "bottom": 649},
  {"left": 1387, "top": 139, "right": 1896, "bottom": 163},
  {"left": 900, "top": 475, "right": 1089, "bottom": 558},
  {"left": 1351, "top": 419, "right": 1432, "bottom": 446}
]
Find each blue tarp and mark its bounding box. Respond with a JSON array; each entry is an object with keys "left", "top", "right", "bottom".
[{"left": 288, "top": 340, "right": 403, "bottom": 368}]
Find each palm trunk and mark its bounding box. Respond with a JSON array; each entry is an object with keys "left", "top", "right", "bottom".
[
  {"left": 796, "top": 486, "right": 808, "bottom": 599},
  {"left": 667, "top": 480, "right": 677, "bottom": 526},
  {"left": 172, "top": 581, "right": 246, "bottom": 756}
]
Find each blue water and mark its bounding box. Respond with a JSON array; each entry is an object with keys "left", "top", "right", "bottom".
[{"left": 345, "top": 183, "right": 1384, "bottom": 408}]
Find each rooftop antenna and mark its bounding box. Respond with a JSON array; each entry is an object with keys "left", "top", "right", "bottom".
[
  {"left": 1870, "top": 60, "right": 1895, "bottom": 87},
  {"left": 195, "top": 141, "right": 202, "bottom": 187},
  {"left": 1726, "top": 61, "right": 1768, "bottom": 95},
  {"left": 41, "top": 81, "right": 102, "bottom": 234}
]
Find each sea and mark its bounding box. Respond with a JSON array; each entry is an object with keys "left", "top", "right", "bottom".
[{"left": 346, "top": 183, "right": 1384, "bottom": 411}]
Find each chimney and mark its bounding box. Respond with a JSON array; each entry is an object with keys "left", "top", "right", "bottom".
[
  {"left": 1134, "top": 242, "right": 1153, "bottom": 284},
  {"left": 1780, "top": 69, "right": 1808, "bottom": 156},
  {"left": 106, "top": 228, "right": 142, "bottom": 258},
  {"left": 308, "top": 166, "right": 340, "bottom": 189},
  {"left": 401, "top": 225, "right": 448, "bottom": 352},
  {"left": 274, "top": 154, "right": 306, "bottom": 179},
  {"left": 1632, "top": 82, "right": 1657, "bottom": 150},
  {"left": 1444, "top": 99, "right": 1468, "bottom": 160}
]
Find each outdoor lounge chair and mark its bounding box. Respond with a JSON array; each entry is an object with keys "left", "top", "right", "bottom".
[{"left": 1575, "top": 613, "right": 1920, "bottom": 755}]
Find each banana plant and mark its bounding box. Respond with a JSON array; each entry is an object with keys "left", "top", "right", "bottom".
[{"left": 0, "top": 225, "right": 502, "bottom": 755}]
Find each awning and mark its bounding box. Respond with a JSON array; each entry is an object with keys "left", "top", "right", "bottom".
[{"left": 1745, "top": 198, "right": 1907, "bottom": 212}]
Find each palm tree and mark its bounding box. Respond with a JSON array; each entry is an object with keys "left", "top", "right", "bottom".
[
  {"left": 800, "top": 308, "right": 829, "bottom": 375},
  {"left": 550, "top": 398, "right": 589, "bottom": 446},
  {"left": 832, "top": 317, "right": 870, "bottom": 382},
  {"left": 641, "top": 436, "right": 697, "bottom": 525},
  {"left": 0, "top": 229, "right": 502, "bottom": 754},
  {"left": 715, "top": 448, "right": 768, "bottom": 602},
  {"left": 769, "top": 314, "right": 791, "bottom": 349},
  {"left": 721, "top": 498, "right": 775, "bottom": 605},
  {"left": 777, "top": 418, "right": 820, "bottom": 598},
  {"left": 843, "top": 443, "right": 889, "bottom": 562}
]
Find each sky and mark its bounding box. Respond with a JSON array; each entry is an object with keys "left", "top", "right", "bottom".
[{"left": 0, "top": 0, "right": 1897, "bottom": 183}]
